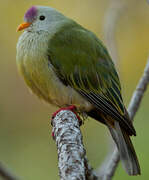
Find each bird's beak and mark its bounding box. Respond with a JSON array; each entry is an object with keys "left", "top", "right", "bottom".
[{"left": 17, "top": 22, "right": 31, "bottom": 32}]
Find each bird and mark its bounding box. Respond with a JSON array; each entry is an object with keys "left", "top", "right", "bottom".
[{"left": 16, "top": 6, "right": 140, "bottom": 175}]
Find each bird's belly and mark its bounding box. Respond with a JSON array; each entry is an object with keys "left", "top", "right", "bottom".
[{"left": 18, "top": 56, "right": 92, "bottom": 112}]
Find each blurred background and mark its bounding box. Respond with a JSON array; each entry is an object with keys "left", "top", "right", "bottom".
[{"left": 0, "top": 0, "right": 149, "bottom": 179}]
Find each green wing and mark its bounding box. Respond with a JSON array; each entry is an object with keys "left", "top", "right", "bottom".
[{"left": 48, "top": 20, "right": 135, "bottom": 135}]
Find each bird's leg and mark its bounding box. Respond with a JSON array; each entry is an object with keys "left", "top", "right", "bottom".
[
  {"left": 51, "top": 105, "right": 82, "bottom": 125},
  {"left": 51, "top": 105, "right": 82, "bottom": 139}
]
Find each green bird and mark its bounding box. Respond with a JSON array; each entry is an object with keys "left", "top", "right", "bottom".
[{"left": 16, "top": 6, "right": 140, "bottom": 175}]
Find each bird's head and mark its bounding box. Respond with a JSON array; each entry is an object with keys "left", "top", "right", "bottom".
[{"left": 17, "top": 6, "right": 65, "bottom": 32}]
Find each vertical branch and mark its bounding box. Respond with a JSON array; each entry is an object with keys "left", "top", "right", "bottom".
[
  {"left": 52, "top": 110, "right": 99, "bottom": 180},
  {"left": 52, "top": 110, "right": 86, "bottom": 180}
]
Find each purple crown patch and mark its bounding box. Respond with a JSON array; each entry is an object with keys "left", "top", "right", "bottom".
[{"left": 24, "top": 6, "right": 37, "bottom": 22}]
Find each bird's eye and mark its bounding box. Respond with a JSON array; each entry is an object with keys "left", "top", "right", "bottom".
[{"left": 39, "top": 15, "right": 45, "bottom": 21}]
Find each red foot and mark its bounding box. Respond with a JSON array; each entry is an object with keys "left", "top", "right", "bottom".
[
  {"left": 51, "top": 131, "right": 55, "bottom": 140},
  {"left": 51, "top": 105, "right": 82, "bottom": 140},
  {"left": 51, "top": 105, "right": 82, "bottom": 125},
  {"left": 50, "top": 105, "right": 82, "bottom": 140}
]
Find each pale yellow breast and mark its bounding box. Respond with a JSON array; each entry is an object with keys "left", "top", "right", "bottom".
[{"left": 16, "top": 31, "right": 92, "bottom": 112}]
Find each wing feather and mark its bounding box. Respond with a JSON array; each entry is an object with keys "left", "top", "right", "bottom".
[{"left": 47, "top": 21, "right": 136, "bottom": 135}]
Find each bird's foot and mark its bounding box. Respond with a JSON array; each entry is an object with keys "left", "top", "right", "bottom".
[
  {"left": 51, "top": 105, "right": 82, "bottom": 140},
  {"left": 51, "top": 105, "right": 82, "bottom": 126}
]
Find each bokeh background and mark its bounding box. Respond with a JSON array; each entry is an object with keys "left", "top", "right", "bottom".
[{"left": 0, "top": 0, "right": 149, "bottom": 179}]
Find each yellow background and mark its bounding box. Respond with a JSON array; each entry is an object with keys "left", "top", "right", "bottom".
[{"left": 0, "top": 0, "right": 149, "bottom": 179}]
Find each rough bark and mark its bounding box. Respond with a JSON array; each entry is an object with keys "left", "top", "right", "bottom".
[{"left": 52, "top": 110, "right": 86, "bottom": 180}]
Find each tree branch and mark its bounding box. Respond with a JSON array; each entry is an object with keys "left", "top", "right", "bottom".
[
  {"left": 97, "top": 59, "right": 149, "bottom": 180},
  {"left": 103, "top": 0, "right": 127, "bottom": 67},
  {"left": 0, "top": 162, "right": 19, "bottom": 180},
  {"left": 52, "top": 110, "right": 87, "bottom": 180},
  {"left": 128, "top": 59, "right": 149, "bottom": 120}
]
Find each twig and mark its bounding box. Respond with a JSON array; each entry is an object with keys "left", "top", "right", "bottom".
[
  {"left": 0, "top": 162, "right": 19, "bottom": 180},
  {"left": 97, "top": 59, "right": 149, "bottom": 180},
  {"left": 103, "top": 0, "right": 127, "bottom": 67},
  {"left": 128, "top": 59, "right": 149, "bottom": 120},
  {"left": 84, "top": 157, "right": 98, "bottom": 180},
  {"left": 52, "top": 110, "right": 86, "bottom": 180}
]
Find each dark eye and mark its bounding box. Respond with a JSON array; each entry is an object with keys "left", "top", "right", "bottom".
[{"left": 39, "top": 15, "right": 45, "bottom": 21}]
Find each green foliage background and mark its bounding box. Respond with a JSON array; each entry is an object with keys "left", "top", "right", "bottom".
[{"left": 0, "top": 0, "right": 149, "bottom": 179}]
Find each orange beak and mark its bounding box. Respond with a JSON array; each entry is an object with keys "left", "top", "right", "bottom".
[{"left": 17, "top": 22, "right": 31, "bottom": 32}]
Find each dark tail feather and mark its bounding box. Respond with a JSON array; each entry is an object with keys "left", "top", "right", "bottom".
[{"left": 107, "top": 121, "right": 141, "bottom": 175}]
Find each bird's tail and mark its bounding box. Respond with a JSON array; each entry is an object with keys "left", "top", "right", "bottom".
[{"left": 107, "top": 121, "right": 141, "bottom": 175}]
